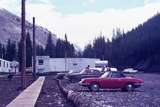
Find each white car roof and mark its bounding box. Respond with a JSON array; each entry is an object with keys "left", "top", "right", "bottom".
[
  {"left": 110, "top": 68, "right": 118, "bottom": 71},
  {"left": 89, "top": 67, "right": 118, "bottom": 71},
  {"left": 90, "top": 67, "right": 102, "bottom": 70}
]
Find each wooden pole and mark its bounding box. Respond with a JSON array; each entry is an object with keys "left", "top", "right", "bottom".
[
  {"left": 32, "top": 17, "right": 36, "bottom": 78},
  {"left": 65, "top": 34, "right": 67, "bottom": 72},
  {"left": 65, "top": 52, "right": 67, "bottom": 71},
  {"left": 21, "top": 0, "right": 26, "bottom": 89}
]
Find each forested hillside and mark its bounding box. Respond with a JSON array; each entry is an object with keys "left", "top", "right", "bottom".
[
  {"left": 83, "top": 13, "right": 160, "bottom": 72},
  {"left": 0, "top": 9, "right": 77, "bottom": 67},
  {"left": 0, "top": 33, "right": 76, "bottom": 67}
]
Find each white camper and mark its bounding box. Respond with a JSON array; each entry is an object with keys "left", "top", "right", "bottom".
[
  {"left": 36, "top": 56, "right": 100, "bottom": 73},
  {"left": 0, "top": 58, "right": 11, "bottom": 73},
  {"left": 0, "top": 58, "right": 19, "bottom": 73},
  {"left": 95, "top": 60, "right": 108, "bottom": 68}
]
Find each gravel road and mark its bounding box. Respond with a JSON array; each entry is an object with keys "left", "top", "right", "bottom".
[
  {"left": 35, "top": 76, "right": 75, "bottom": 107},
  {"left": 62, "top": 73, "right": 160, "bottom": 107}
]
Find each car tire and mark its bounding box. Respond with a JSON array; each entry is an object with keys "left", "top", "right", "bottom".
[
  {"left": 89, "top": 83, "right": 99, "bottom": 92},
  {"left": 126, "top": 84, "right": 134, "bottom": 92},
  {"left": 56, "top": 75, "right": 64, "bottom": 79},
  {"left": 121, "top": 88, "right": 126, "bottom": 92}
]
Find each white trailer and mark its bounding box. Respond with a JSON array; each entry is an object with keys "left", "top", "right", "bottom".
[
  {"left": 35, "top": 56, "right": 100, "bottom": 73},
  {"left": 95, "top": 60, "right": 108, "bottom": 68},
  {"left": 0, "top": 58, "right": 11, "bottom": 73},
  {"left": 0, "top": 58, "right": 19, "bottom": 73}
]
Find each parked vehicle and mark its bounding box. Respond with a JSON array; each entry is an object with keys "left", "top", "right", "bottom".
[
  {"left": 94, "top": 60, "right": 117, "bottom": 71},
  {"left": 56, "top": 70, "right": 79, "bottom": 79},
  {"left": 66, "top": 68, "right": 105, "bottom": 82},
  {"left": 95, "top": 60, "right": 108, "bottom": 68},
  {"left": 79, "top": 71, "right": 143, "bottom": 92},
  {"left": 123, "top": 68, "right": 138, "bottom": 74},
  {"left": 109, "top": 67, "right": 118, "bottom": 71}
]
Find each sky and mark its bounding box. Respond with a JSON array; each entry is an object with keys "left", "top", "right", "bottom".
[{"left": 0, "top": 0, "right": 160, "bottom": 48}]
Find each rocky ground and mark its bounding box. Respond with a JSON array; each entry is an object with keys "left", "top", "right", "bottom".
[
  {"left": 35, "top": 76, "right": 75, "bottom": 107},
  {"left": 0, "top": 75, "right": 35, "bottom": 107},
  {"left": 1, "top": 73, "right": 159, "bottom": 107},
  {"left": 61, "top": 73, "right": 160, "bottom": 107}
]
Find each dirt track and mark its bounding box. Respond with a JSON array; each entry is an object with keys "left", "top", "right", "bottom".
[
  {"left": 62, "top": 73, "right": 160, "bottom": 107},
  {"left": 35, "top": 76, "right": 75, "bottom": 107}
]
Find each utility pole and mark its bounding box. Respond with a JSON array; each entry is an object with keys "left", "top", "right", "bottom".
[
  {"left": 65, "top": 33, "right": 67, "bottom": 72},
  {"left": 20, "top": 0, "right": 26, "bottom": 89},
  {"left": 32, "top": 17, "right": 36, "bottom": 79},
  {"left": 65, "top": 53, "right": 67, "bottom": 71}
]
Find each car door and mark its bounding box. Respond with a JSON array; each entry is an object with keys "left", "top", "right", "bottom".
[
  {"left": 80, "top": 69, "right": 91, "bottom": 79},
  {"left": 99, "top": 72, "right": 113, "bottom": 88},
  {"left": 99, "top": 78, "right": 110, "bottom": 88},
  {"left": 100, "top": 72, "right": 125, "bottom": 88}
]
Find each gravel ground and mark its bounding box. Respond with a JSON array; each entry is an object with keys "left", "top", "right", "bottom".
[
  {"left": 61, "top": 73, "right": 160, "bottom": 107},
  {"left": 0, "top": 75, "right": 35, "bottom": 107},
  {"left": 35, "top": 76, "right": 75, "bottom": 107}
]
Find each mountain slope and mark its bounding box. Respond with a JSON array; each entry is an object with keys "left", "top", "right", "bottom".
[{"left": 0, "top": 9, "right": 57, "bottom": 46}]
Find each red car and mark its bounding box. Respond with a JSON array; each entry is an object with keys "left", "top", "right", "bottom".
[{"left": 79, "top": 71, "right": 143, "bottom": 91}]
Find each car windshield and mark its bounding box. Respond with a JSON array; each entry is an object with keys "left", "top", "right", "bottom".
[
  {"left": 79, "top": 68, "right": 101, "bottom": 74},
  {"left": 108, "top": 72, "right": 125, "bottom": 78},
  {"left": 79, "top": 69, "right": 87, "bottom": 74},
  {"left": 68, "top": 71, "right": 74, "bottom": 74},
  {"left": 100, "top": 72, "right": 109, "bottom": 78},
  {"left": 68, "top": 70, "right": 81, "bottom": 74}
]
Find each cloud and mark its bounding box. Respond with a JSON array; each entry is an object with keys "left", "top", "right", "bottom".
[
  {"left": 0, "top": 0, "right": 20, "bottom": 14},
  {"left": 30, "top": 0, "right": 54, "bottom": 4},
  {"left": 0, "top": 0, "right": 160, "bottom": 48},
  {"left": 81, "top": 0, "right": 96, "bottom": 3},
  {"left": 27, "top": 2, "right": 160, "bottom": 48},
  {"left": 144, "top": 0, "right": 160, "bottom": 4},
  {"left": 88, "top": 0, "right": 96, "bottom": 4},
  {"left": 82, "top": 0, "right": 96, "bottom": 7}
]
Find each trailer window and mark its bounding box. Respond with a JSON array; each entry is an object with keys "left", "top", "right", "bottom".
[
  {"left": 4, "top": 61, "right": 5, "bottom": 67},
  {"left": 38, "top": 59, "right": 44, "bottom": 65}
]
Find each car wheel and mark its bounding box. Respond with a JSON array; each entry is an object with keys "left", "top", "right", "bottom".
[
  {"left": 56, "top": 75, "right": 63, "bottom": 79},
  {"left": 121, "top": 88, "right": 126, "bottom": 92},
  {"left": 69, "top": 78, "right": 73, "bottom": 82},
  {"left": 89, "top": 83, "right": 99, "bottom": 92},
  {"left": 126, "top": 84, "right": 134, "bottom": 92}
]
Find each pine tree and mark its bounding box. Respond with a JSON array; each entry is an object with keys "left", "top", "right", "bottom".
[
  {"left": 10, "top": 42, "right": 17, "bottom": 61},
  {"left": 83, "top": 44, "right": 95, "bottom": 58},
  {"left": 93, "top": 36, "right": 106, "bottom": 60},
  {"left": 55, "top": 38, "right": 75, "bottom": 58},
  {"left": 45, "top": 33, "right": 56, "bottom": 58},
  {"left": 2, "top": 45, "right": 6, "bottom": 59},
  {"left": 36, "top": 45, "right": 45, "bottom": 56},
  {"left": 67, "top": 43, "right": 75, "bottom": 57},
  {"left": 6, "top": 39, "right": 12, "bottom": 61},
  {"left": 56, "top": 39, "right": 65, "bottom": 58},
  {"left": 5, "top": 40, "right": 18, "bottom": 61},
  {"left": 0, "top": 43, "right": 2, "bottom": 58}
]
